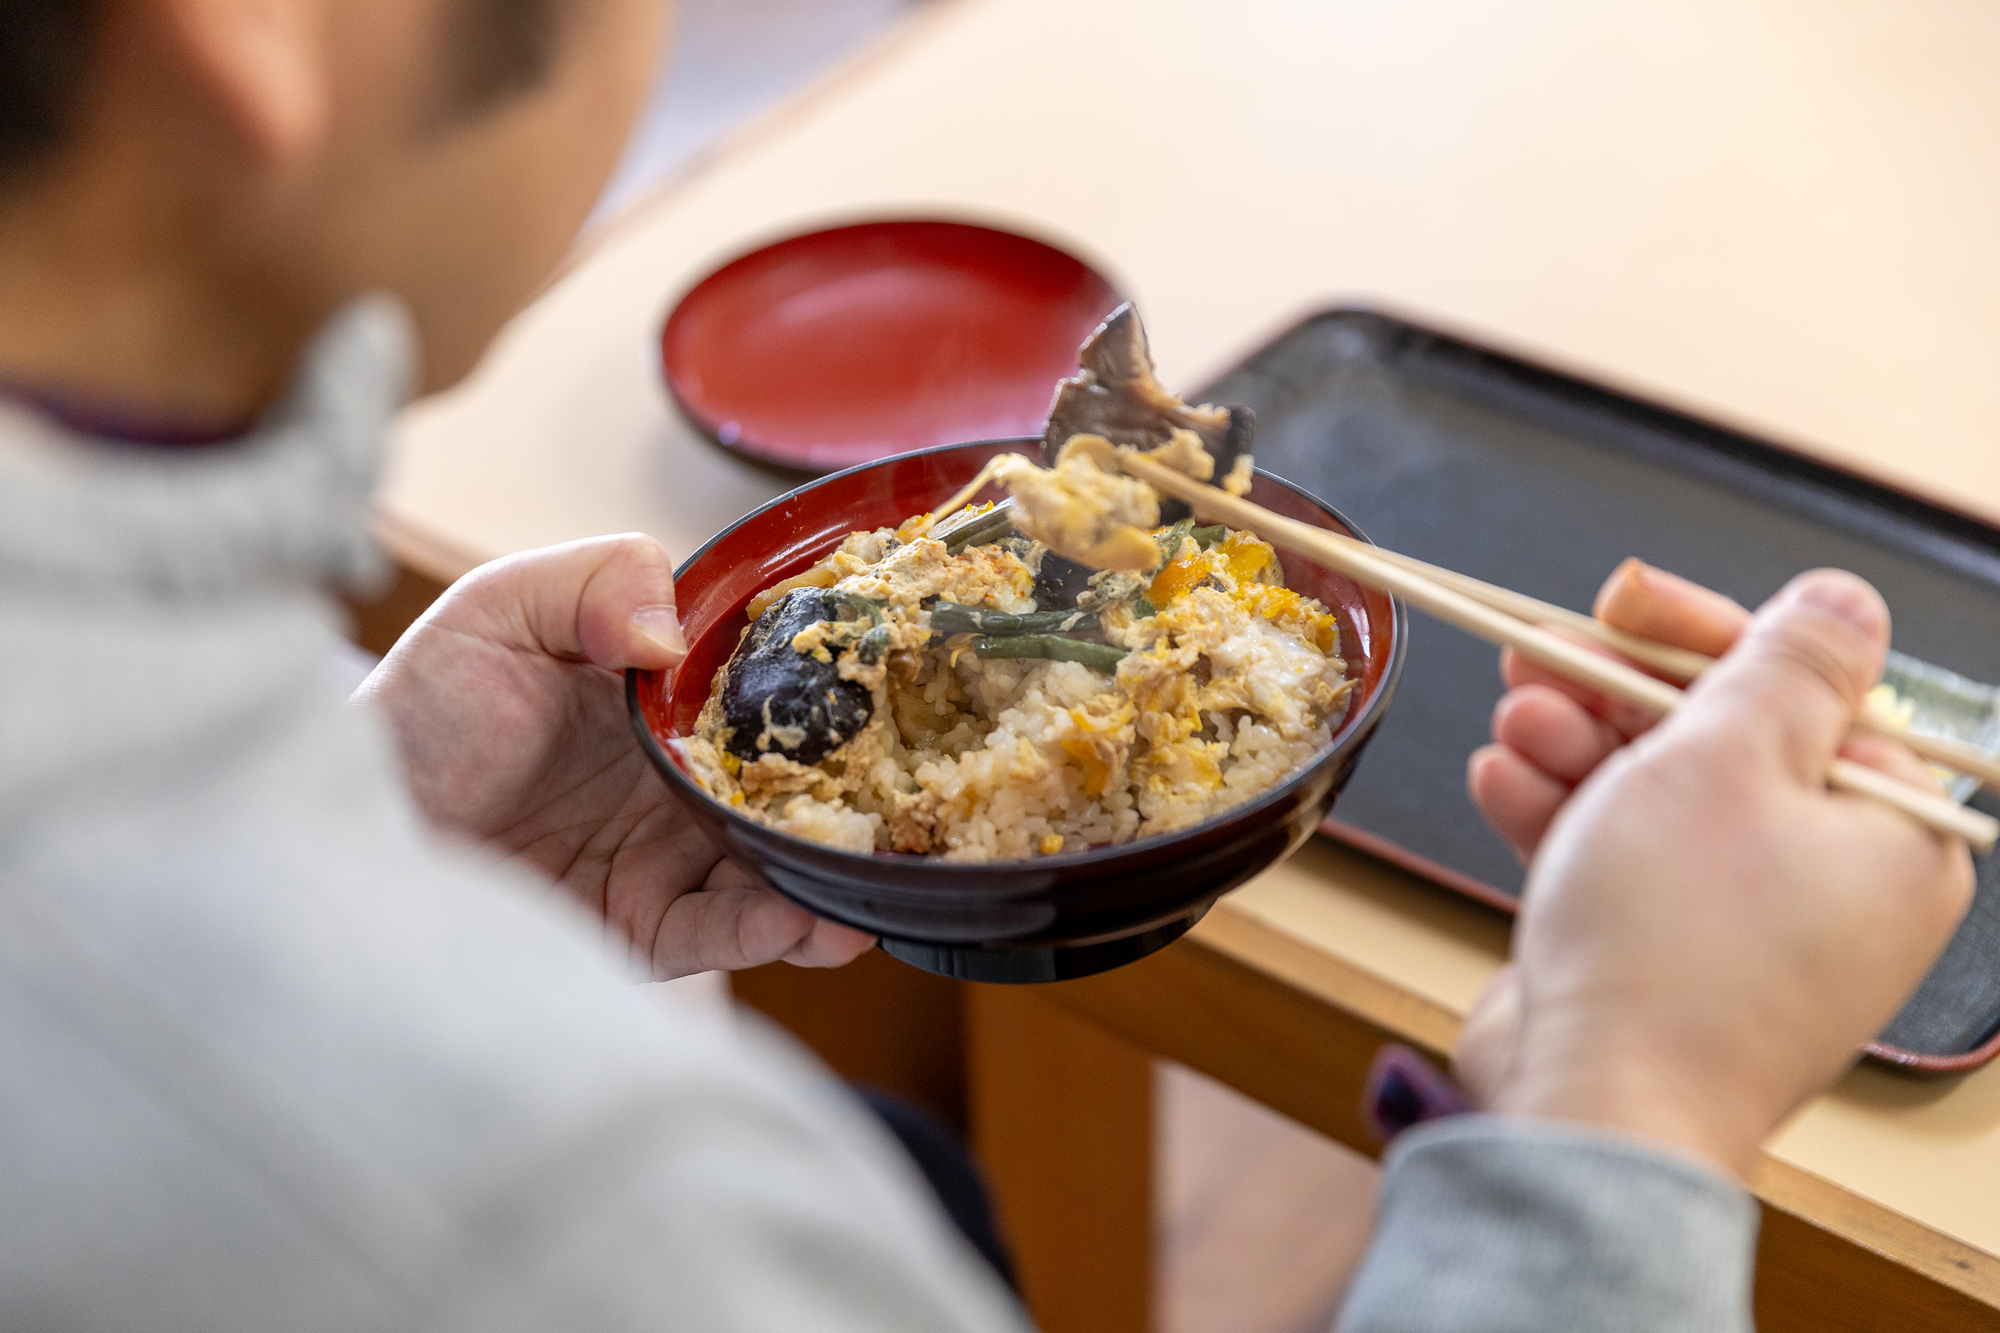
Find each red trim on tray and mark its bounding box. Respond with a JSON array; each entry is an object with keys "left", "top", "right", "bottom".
[{"left": 1866, "top": 1032, "right": 2000, "bottom": 1075}]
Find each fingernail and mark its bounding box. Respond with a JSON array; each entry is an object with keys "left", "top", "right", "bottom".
[
  {"left": 1794, "top": 575, "right": 1883, "bottom": 638},
  {"left": 633, "top": 605, "right": 687, "bottom": 662},
  {"left": 1628, "top": 560, "right": 1664, "bottom": 591}
]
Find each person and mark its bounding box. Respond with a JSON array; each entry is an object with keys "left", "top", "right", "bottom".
[{"left": 0, "top": 2, "right": 1972, "bottom": 1330}]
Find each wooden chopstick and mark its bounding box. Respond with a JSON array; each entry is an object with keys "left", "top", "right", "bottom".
[
  {"left": 1302, "top": 526, "right": 2000, "bottom": 794},
  {"left": 1118, "top": 452, "right": 2000, "bottom": 853},
  {"left": 1358, "top": 545, "right": 1717, "bottom": 681}
]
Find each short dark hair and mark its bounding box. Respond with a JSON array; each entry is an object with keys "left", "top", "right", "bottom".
[
  {"left": 0, "top": 0, "right": 99, "bottom": 186},
  {"left": 0, "top": 0, "right": 563, "bottom": 187}
]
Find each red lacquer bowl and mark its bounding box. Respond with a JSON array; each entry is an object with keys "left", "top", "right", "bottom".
[
  {"left": 628, "top": 440, "right": 1407, "bottom": 982},
  {"left": 660, "top": 221, "right": 1121, "bottom": 473}
]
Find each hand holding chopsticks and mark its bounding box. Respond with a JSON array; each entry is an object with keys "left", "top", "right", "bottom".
[{"left": 1118, "top": 451, "right": 2000, "bottom": 854}]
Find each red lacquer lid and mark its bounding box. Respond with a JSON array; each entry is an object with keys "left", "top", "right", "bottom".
[{"left": 660, "top": 220, "right": 1121, "bottom": 472}]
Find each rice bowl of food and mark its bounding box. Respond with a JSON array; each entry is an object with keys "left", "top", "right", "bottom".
[
  {"left": 630, "top": 306, "right": 1404, "bottom": 981},
  {"left": 629, "top": 440, "right": 1404, "bottom": 981}
]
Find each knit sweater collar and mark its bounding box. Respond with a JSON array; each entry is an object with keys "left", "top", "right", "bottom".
[{"left": 0, "top": 296, "right": 416, "bottom": 599}]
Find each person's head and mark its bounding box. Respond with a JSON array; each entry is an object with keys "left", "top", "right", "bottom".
[{"left": 0, "top": 0, "right": 667, "bottom": 419}]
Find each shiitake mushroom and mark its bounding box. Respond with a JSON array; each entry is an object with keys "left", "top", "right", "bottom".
[
  {"left": 720, "top": 588, "right": 872, "bottom": 766},
  {"left": 1041, "top": 302, "right": 1254, "bottom": 523}
]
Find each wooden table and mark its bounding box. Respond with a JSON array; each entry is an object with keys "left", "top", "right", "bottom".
[{"left": 375, "top": 2, "right": 2000, "bottom": 1328}]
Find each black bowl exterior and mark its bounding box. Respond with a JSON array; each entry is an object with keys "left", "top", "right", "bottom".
[
  {"left": 626, "top": 439, "right": 1407, "bottom": 981},
  {"left": 877, "top": 918, "right": 1202, "bottom": 983}
]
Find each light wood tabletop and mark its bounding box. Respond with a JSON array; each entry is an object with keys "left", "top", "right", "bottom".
[{"left": 381, "top": 0, "right": 2000, "bottom": 1326}]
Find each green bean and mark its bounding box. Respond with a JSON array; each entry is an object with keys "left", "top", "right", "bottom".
[
  {"left": 973, "top": 635, "right": 1127, "bottom": 673},
  {"left": 930, "top": 602, "right": 1099, "bottom": 636},
  {"left": 1154, "top": 519, "right": 1195, "bottom": 562},
  {"left": 936, "top": 500, "right": 1018, "bottom": 554},
  {"left": 1192, "top": 525, "right": 1229, "bottom": 548}
]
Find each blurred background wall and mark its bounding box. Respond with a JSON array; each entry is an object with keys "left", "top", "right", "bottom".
[{"left": 591, "top": 0, "right": 930, "bottom": 225}]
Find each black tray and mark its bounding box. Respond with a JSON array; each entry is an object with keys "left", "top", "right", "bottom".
[{"left": 1200, "top": 308, "right": 2000, "bottom": 1073}]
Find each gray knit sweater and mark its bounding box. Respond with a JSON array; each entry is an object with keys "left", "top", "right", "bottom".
[{"left": 0, "top": 299, "right": 1758, "bottom": 1330}]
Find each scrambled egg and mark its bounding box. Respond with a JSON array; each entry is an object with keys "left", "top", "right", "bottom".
[
  {"left": 989, "top": 440, "right": 1160, "bottom": 572},
  {"left": 1063, "top": 528, "right": 1349, "bottom": 820}
]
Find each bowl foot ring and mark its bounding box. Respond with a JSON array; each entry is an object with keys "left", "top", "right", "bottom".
[{"left": 878, "top": 912, "right": 1203, "bottom": 984}]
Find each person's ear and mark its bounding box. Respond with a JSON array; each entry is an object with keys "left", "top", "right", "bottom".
[{"left": 153, "top": 0, "right": 330, "bottom": 165}]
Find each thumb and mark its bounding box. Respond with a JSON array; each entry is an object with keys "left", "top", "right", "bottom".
[
  {"left": 574, "top": 534, "right": 687, "bottom": 670},
  {"left": 451, "top": 534, "right": 687, "bottom": 671},
  {"left": 1680, "top": 568, "right": 1889, "bottom": 784}
]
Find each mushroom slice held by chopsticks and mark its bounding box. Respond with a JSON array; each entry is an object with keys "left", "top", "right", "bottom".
[
  {"left": 918, "top": 304, "right": 1261, "bottom": 576},
  {"left": 1042, "top": 302, "right": 1256, "bottom": 515}
]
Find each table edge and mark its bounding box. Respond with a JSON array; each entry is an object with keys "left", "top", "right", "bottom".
[{"left": 1198, "top": 895, "right": 2000, "bottom": 1310}]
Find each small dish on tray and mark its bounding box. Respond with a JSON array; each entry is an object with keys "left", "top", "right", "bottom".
[
  {"left": 659, "top": 221, "right": 1121, "bottom": 473},
  {"left": 627, "top": 438, "right": 1406, "bottom": 983},
  {"left": 1875, "top": 652, "right": 2000, "bottom": 806}
]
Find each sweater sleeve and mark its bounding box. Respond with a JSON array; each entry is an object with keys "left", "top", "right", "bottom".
[
  {"left": 416, "top": 1019, "right": 1032, "bottom": 1333},
  {"left": 1338, "top": 1115, "right": 1760, "bottom": 1333}
]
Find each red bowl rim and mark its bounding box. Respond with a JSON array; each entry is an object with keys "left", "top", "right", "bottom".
[{"left": 628, "top": 438, "right": 1408, "bottom": 877}]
